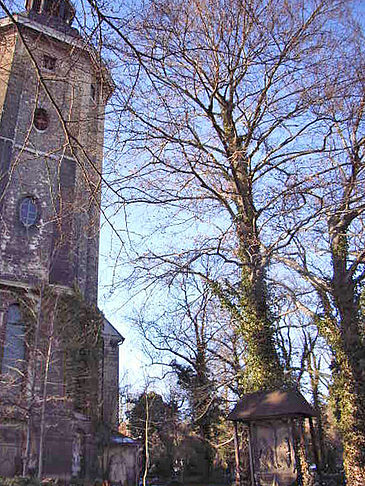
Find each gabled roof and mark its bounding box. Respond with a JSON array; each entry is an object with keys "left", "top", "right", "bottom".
[
  {"left": 227, "top": 389, "right": 317, "bottom": 422},
  {"left": 103, "top": 316, "right": 124, "bottom": 344}
]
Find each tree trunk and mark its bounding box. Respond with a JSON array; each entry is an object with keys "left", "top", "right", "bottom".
[
  {"left": 22, "top": 290, "right": 43, "bottom": 476},
  {"left": 333, "top": 353, "right": 365, "bottom": 485},
  {"left": 308, "top": 353, "right": 326, "bottom": 470},
  {"left": 142, "top": 394, "right": 150, "bottom": 486},
  {"left": 329, "top": 230, "right": 365, "bottom": 485},
  {"left": 231, "top": 147, "right": 284, "bottom": 392}
]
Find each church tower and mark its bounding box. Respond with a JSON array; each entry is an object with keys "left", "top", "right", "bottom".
[
  {"left": 0, "top": 0, "right": 112, "bottom": 302},
  {"left": 0, "top": 1, "right": 130, "bottom": 481}
]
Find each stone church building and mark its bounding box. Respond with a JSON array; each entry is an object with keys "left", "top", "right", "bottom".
[{"left": 0, "top": 0, "right": 139, "bottom": 482}]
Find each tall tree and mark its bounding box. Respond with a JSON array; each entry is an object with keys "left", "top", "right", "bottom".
[
  {"left": 276, "top": 39, "right": 365, "bottom": 483},
  {"left": 89, "top": 0, "right": 352, "bottom": 393},
  {"left": 137, "top": 272, "right": 226, "bottom": 432}
]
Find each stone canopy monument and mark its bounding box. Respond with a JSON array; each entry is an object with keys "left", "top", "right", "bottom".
[{"left": 228, "top": 390, "right": 318, "bottom": 486}]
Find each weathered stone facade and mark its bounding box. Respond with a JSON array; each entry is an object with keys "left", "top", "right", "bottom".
[{"left": 0, "top": 1, "right": 139, "bottom": 482}]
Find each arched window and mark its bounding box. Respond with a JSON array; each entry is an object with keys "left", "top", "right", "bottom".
[{"left": 1, "top": 305, "right": 25, "bottom": 375}]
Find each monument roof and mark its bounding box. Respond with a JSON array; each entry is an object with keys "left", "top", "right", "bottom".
[{"left": 227, "top": 389, "right": 317, "bottom": 422}]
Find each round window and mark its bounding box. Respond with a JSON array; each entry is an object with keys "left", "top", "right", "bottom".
[
  {"left": 33, "top": 108, "right": 49, "bottom": 131},
  {"left": 19, "top": 197, "right": 38, "bottom": 227}
]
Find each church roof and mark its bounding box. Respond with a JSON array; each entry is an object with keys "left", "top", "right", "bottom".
[
  {"left": 103, "top": 316, "right": 124, "bottom": 344},
  {"left": 227, "top": 389, "right": 317, "bottom": 422}
]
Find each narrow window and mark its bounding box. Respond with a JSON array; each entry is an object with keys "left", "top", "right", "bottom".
[
  {"left": 91, "top": 84, "right": 96, "bottom": 101},
  {"left": 44, "top": 0, "right": 52, "bottom": 13},
  {"left": 1, "top": 305, "right": 25, "bottom": 375},
  {"left": 44, "top": 0, "right": 59, "bottom": 16},
  {"left": 43, "top": 55, "right": 56, "bottom": 71}
]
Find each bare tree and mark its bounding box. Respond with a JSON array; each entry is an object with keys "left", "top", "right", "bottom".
[
  {"left": 2, "top": 0, "right": 362, "bottom": 482},
  {"left": 275, "top": 39, "right": 365, "bottom": 483},
  {"left": 87, "top": 0, "right": 356, "bottom": 396},
  {"left": 138, "top": 274, "right": 224, "bottom": 439},
  {"left": 82, "top": 0, "right": 365, "bottom": 483}
]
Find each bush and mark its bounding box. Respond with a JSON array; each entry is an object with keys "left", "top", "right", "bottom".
[
  {"left": 0, "top": 478, "right": 40, "bottom": 486},
  {"left": 0, "top": 478, "right": 62, "bottom": 486},
  {"left": 0, "top": 478, "right": 96, "bottom": 486}
]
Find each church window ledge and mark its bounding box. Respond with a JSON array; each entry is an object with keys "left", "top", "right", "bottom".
[{"left": 91, "top": 83, "right": 96, "bottom": 101}]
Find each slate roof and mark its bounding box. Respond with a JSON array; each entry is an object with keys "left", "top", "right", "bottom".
[{"left": 227, "top": 389, "right": 317, "bottom": 422}]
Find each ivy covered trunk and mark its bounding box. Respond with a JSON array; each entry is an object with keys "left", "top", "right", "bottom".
[
  {"left": 327, "top": 226, "right": 365, "bottom": 485},
  {"left": 332, "top": 357, "right": 365, "bottom": 485},
  {"left": 222, "top": 130, "right": 309, "bottom": 481},
  {"left": 235, "top": 274, "right": 284, "bottom": 393},
  {"left": 227, "top": 129, "right": 285, "bottom": 392},
  {"left": 329, "top": 304, "right": 365, "bottom": 484}
]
